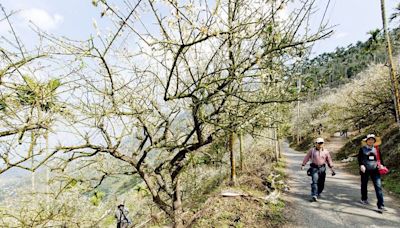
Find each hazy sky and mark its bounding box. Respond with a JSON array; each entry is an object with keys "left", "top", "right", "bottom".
[
  {"left": 310, "top": 0, "right": 399, "bottom": 55},
  {"left": 0, "top": 0, "right": 398, "bottom": 56}
]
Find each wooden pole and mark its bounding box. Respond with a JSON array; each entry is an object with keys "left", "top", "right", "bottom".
[{"left": 381, "top": 0, "right": 400, "bottom": 127}]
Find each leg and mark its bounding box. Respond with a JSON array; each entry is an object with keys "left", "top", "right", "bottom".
[
  {"left": 371, "top": 171, "right": 384, "bottom": 207},
  {"left": 318, "top": 170, "right": 326, "bottom": 195},
  {"left": 311, "top": 168, "right": 319, "bottom": 197},
  {"left": 360, "top": 172, "right": 369, "bottom": 201}
]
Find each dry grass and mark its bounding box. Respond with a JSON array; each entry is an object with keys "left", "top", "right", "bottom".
[
  {"left": 189, "top": 136, "right": 287, "bottom": 227},
  {"left": 191, "top": 194, "right": 282, "bottom": 228}
]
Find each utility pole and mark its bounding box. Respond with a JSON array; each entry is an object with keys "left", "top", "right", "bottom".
[{"left": 381, "top": 0, "right": 400, "bottom": 127}]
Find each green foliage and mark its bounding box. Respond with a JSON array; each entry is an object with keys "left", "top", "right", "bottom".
[
  {"left": 16, "top": 86, "right": 36, "bottom": 106},
  {"left": 264, "top": 199, "right": 286, "bottom": 226},
  {"left": 133, "top": 183, "right": 151, "bottom": 196},
  {"left": 116, "top": 176, "right": 141, "bottom": 195},
  {"left": 379, "top": 125, "right": 400, "bottom": 175},
  {"left": 289, "top": 135, "right": 314, "bottom": 151},
  {"left": 383, "top": 176, "right": 400, "bottom": 195},
  {"left": 60, "top": 178, "right": 82, "bottom": 191},
  {"left": 103, "top": 215, "right": 116, "bottom": 226},
  {"left": 90, "top": 190, "right": 106, "bottom": 206},
  {"left": 0, "top": 99, "right": 6, "bottom": 111},
  {"left": 48, "top": 79, "right": 61, "bottom": 92},
  {"left": 16, "top": 76, "right": 61, "bottom": 111},
  {"left": 300, "top": 29, "right": 400, "bottom": 93},
  {"left": 335, "top": 134, "right": 365, "bottom": 160}
]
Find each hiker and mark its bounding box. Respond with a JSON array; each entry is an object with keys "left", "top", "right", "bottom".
[
  {"left": 115, "top": 202, "right": 132, "bottom": 228},
  {"left": 340, "top": 129, "right": 348, "bottom": 138},
  {"left": 358, "top": 134, "right": 386, "bottom": 212},
  {"left": 301, "top": 137, "right": 335, "bottom": 201},
  {"left": 317, "top": 124, "right": 324, "bottom": 135}
]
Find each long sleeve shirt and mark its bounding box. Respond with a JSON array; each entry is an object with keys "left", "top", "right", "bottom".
[
  {"left": 302, "top": 147, "right": 334, "bottom": 168},
  {"left": 115, "top": 208, "right": 131, "bottom": 224},
  {"left": 358, "top": 145, "right": 384, "bottom": 169}
]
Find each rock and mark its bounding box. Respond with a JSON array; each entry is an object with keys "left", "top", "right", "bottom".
[{"left": 341, "top": 157, "right": 355, "bottom": 163}]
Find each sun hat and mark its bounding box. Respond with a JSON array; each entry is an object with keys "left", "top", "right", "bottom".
[
  {"left": 364, "top": 134, "right": 376, "bottom": 141},
  {"left": 361, "top": 134, "right": 382, "bottom": 146}
]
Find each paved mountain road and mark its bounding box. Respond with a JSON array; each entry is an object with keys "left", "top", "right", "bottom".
[{"left": 282, "top": 139, "right": 400, "bottom": 228}]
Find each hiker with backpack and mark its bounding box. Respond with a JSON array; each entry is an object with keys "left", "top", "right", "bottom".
[
  {"left": 358, "top": 134, "right": 388, "bottom": 212},
  {"left": 301, "top": 137, "right": 336, "bottom": 202},
  {"left": 115, "top": 202, "right": 132, "bottom": 228}
]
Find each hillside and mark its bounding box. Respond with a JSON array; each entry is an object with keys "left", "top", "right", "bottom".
[{"left": 299, "top": 28, "right": 400, "bottom": 94}]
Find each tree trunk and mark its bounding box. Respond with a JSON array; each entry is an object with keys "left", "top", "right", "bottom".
[
  {"left": 239, "top": 133, "right": 243, "bottom": 171},
  {"left": 277, "top": 125, "right": 281, "bottom": 158},
  {"left": 274, "top": 127, "right": 279, "bottom": 162},
  {"left": 381, "top": 0, "right": 400, "bottom": 128},
  {"left": 227, "top": 0, "right": 236, "bottom": 186},
  {"left": 29, "top": 133, "right": 36, "bottom": 192},
  {"left": 229, "top": 133, "right": 236, "bottom": 186},
  {"left": 278, "top": 138, "right": 281, "bottom": 159},
  {"left": 296, "top": 77, "right": 301, "bottom": 144},
  {"left": 173, "top": 177, "right": 184, "bottom": 228}
]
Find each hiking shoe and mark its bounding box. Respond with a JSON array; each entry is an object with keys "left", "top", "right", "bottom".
[
  {"left": 378, "top": 206, "right": 387, "bottom": 212},
  {"left": 312, "top": 196, "right": 318, "bottom": 202},
  {"left": 360, "top": 200, "right": 369, "bottom": 205}
]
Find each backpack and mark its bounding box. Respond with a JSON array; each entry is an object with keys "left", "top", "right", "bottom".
[{"left": 375, "top": 145, "right": 389, "bottom": 175}]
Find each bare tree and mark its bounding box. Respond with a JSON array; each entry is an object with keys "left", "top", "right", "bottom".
[
  {"left": 1, "top": 0, "right": 331, "bottom": 227},
  {"left": 0, "top": 5, "right": 65, "bottom": 178},
  {"left": 53, "top": 0, "right": 330, "bottom": 226}
]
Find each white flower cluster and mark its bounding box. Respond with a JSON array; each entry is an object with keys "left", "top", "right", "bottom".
[{"left": 292, "top": 63, "right": 393, "bottom": 136}]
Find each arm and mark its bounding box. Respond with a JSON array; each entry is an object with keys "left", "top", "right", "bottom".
[
  {"left": 357, "top": 148, "right": 363, "bottom": 166},
  {"left": 326, "top": 151, "right": 336, "bottom": 175},
  {"left": 358, "top": 147, "right": 366, "bottom": 173},
  {"left": 325, "top": 151, "right": 334, "bottom": 169},
  {"left": 302, "top": 150, "right": 312, "bottom": 166}
]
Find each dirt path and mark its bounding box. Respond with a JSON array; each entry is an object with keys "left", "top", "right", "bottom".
[{"left": 282, "top": 137, "right": 400, "bottom": 228}]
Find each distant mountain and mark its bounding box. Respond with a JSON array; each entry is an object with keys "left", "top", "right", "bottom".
[{"left": 0, "top": 168, "right": 36, "bottom": 202}]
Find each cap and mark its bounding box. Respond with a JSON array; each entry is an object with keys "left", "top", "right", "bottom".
[{"left": 315, "top": 138, "right": 324, "bottom": 143}]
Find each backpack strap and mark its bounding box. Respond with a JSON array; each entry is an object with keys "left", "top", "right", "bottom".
[
  {"left": 375, "top": 145, "right": 381, "bottom": 165},
  {"left": 117, "top": 208, "right": 127, "bottom": 222},
  {"left": 121, "top": 209, "right": 128, "bottom": 222}
]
